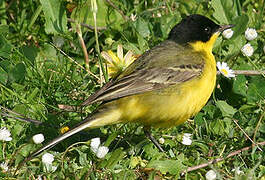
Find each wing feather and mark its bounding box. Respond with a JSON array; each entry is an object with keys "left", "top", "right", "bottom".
[{"left": 82, "top": 40, "right": 205, "bottom": 106}]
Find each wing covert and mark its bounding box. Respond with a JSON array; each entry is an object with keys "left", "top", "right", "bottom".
[{"left": 82, "top": 40, "right": 205, "bottom": 105}]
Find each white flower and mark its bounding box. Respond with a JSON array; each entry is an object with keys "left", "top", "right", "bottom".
[
  {"left": 51, "top": 165, "right": 57, "bottom": 172},
  {"left": 130, "top": 14, "right": 137, "bottom": 21},
  {"left": 33, "top": 134, "right": 45, "bottom": 144},
  {"left": 42, "top": 153, "right": 54, "bottom": 165},
  {"left": 217, "top": 62, "right": 235, "bottom": 78},
  {"left": 0, "top": 127, "right": 12, "bottom": 141},
  {"left": 205, "top": 170, "right": 217, "bottom": 180},
  {"left": 43, "top": 163, "right": 57, "bottom": 172},
  {"left": 222, "top": 29, "right": 234, "bottom": 39},
  {"left": 90, "top": 138, "right": 109, "bottom": 158},
  {"left": 182, "top": 133, "right": 192, "bottom": 145},
  {"left": 241, "top": 43, "right": 254, "bottom": 57},
  {"left": 158, "top": 137, "right": 165, "bottom": 144},
  {"left": 90, "top": 138, "right": 101, "bottom": 153},
  {"left": 157, "top": 12, "right": 162, "bottom": 17},
  {"left": 245, "top": 28, "right": 257, "bottom": 41},
  {"left": 232, "top": 167, "right": 243, "bottom": 175},
  {"left": 0, "top": 162, "right": 8, "bottom": 172},
  {"left": 96, "top": 146, "right": 109, "bottom": 158}
]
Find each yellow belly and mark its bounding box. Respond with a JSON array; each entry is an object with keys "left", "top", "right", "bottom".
[{"left": 113, "top": 56, "right": 216, "bottom": 128}]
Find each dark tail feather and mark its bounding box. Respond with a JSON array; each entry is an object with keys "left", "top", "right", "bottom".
[
  {"left": 29, "top": 116, "right": 96, "bottom": 158},
  {"left": 27, "top": 105, "right": 121, "bottom": 159},
  {"left": 16, "top": 116, "right": 100, "bottom": 174}
]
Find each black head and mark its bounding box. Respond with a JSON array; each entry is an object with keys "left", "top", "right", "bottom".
[{"left": 168, "top": 14, "right": 221, "bottom": 44}]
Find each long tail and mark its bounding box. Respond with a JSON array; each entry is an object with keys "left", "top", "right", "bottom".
[
  {"left": 29, "top": 107, "right": 122, "bottom": 158},
  {"left": 30, "top": 117, "right": 93, "bottom": 157}
]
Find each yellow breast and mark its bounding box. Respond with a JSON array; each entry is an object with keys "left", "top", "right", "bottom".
[
  {"left": 149, "top": 52, "right": 216, "bottom": 128},
  {"left": 108, "top": 33, "right": 219, "bottom": 128}
]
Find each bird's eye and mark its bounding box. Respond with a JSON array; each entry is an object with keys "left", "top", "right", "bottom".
[{"left": 204, "top": 27, "right": 211, "bottom": 33}]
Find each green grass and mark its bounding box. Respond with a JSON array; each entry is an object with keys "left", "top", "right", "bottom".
[{"left": 0, "top": 0, "right": 265, "bottom": 179}]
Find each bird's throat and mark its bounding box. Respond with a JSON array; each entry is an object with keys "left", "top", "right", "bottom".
[{"left": 188, "top": 32, "right": 220, "bottom": 55}]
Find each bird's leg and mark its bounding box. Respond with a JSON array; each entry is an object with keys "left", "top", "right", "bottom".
[{"left": 143, "top": 126, "right": 164, "bottom": 152}]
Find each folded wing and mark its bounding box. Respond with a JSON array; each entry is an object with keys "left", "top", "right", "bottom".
[{"left": 82, "top": 40, "right": 204, "bottom": 106}]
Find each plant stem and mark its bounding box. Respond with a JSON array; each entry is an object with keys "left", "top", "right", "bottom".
[
  {"left": 92, "top": 1, "right": 108, "bottom": 83},
  {"left": 181, "top": 140, "right": 265, "bottom": 174}
]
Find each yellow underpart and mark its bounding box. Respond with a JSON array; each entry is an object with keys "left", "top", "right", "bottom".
[
  {"left": 96, "top": 33, "right": 219, "bottom": 128},
  {"left": 189, "top": 32, "right": 220, "bottom": 52},
  {"left": 89, "top": 108, "right": 123, "bottom": 128}
]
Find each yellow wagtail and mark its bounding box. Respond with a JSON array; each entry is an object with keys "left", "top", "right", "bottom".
[{"left": 30, "top": 14, "right": 234, "bottom": 156}]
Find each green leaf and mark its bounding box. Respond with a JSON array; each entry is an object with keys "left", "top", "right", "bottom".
[
  {"left": 223, "top": 117, "right": 233, "bottom": 136},
  {"left": 70, "top": 0, "right": 124, "bottom": 30},
  {"left": 41, "top": 43, "right": 57, "bottom": 61},
  {"left": 238, "top": 104, "right": 255, "bottom": 112},
  {"left": 106, "top": 8, "right": 124, "bottom": 31},
  {"left": 71, "top": 1, "right": 106, "bottom": 27},
  {"left": 216, "top": 100, "right": 237, "bottom": 117},
  {"left": 142, "top": 143, "right": 162, "bottom": 159},
  {"left": 11, "top": 83, "right": 25, "bottom": 92},
  {"left": 194, "top": 112, "right": 204, "bottom": 126},
  {"left": 114, "top": 169, "right": 137, "bottom": 179},
  {"left": 13, "top": 104, "right": 28, "bottom": 115},
  {"left": 203, "top": 104, "right": 217, "bottom": 119},
  {"left": 0, "top": 59, "right": 12, "bottom": 72},
  {"left": 15, "top": 154, "right": 24, "bottom": 166},
  {"left": 76, "top": 148, "right": 88, "bottom": 166},
  {"left": 12, "top": 124, "right": 24, "bottom": 137},
  {"left": 20, "top": 45, "right": 38, "bottom": 64},
  {"left": 39, "top": 0, "right": 67, "bottom": 34},
  {"left": 137, "top": 34, "right": 148, "bottom": 52},
  {"left": 10, "top": 63, "right": 26, "bottom": 83},
  {"left": 124, "top": 42, "right": 142, "bottom": 54},
  {"left": 0, "top": 66, "right": 8, "bottom": 85},
  {"left": 0, "top": 35, "right": 12, "bottom": 58},
  {"left": 0, "top": 25, "right": 9, "bottom": 35},
  {"left": 222, "top": 36, "right": 245, "bottom": 59},
  {"left": 129, "top": 156, "right": 145, "bottom": 168},
  {"left": 209, "top": 119, "right": 225, "bottom": 135},
  {"left": 212, "top": 0, "right": 232, "bottom": 24},
  {"left": 192, "top": 141, "right": 209, "bottom": 154},
  {"left": 135, "top": 18, "right": 150, "bottom": 38},
  {"left": 247, "top": 76, "right": 265, "bottom": 103},
  {"left": 159, "top": 14, "right": 181, "bottom": 39},
  {"left": 104, "top": 132, "right": 118, "bottom": 147},
  {"left": 146, "top": 159, "right": 185, "bottom": 175},
  {"left": 19, "top": 144, "right": 34, "bottom": 157},
  {"left": 100, "top": 148, "right": 125, "bottom": 169},
  {"left": 230, "top": 14, "right": 249, "bottom": 40},
  {"left": 27, "top": 87, "right": 40, "bottom": 101},
  {"left": 260, "top": 124, "right": 265, "bottom": 133},
  {"left": 233, "top": 75, "right": 247, "bottom": 96}
]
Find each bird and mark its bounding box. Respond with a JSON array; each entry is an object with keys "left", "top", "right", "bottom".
[{"left": 29, "top": 14, "right": 234, "bottom": 157}]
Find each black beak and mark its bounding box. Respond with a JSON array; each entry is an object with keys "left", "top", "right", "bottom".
[{"left": 218, "top": 24, "right": 235, "bottom": 32}]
